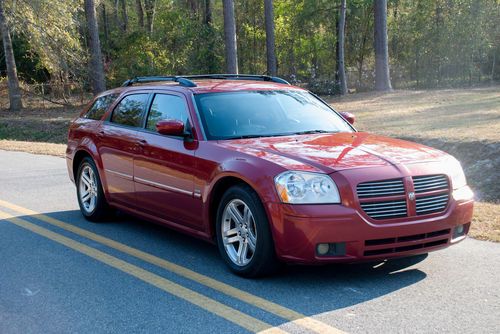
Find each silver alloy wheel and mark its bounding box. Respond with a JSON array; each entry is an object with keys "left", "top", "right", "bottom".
[
  {"left": 79, "top": 164, "right": 98, "bottom": 214},
  {"left": 221, "top": 199, "right": 258, "bottom": 266}
]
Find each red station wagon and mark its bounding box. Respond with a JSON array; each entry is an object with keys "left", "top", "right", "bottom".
[{"left": 66, "top": 74, "right": 474, "bottom": 277}]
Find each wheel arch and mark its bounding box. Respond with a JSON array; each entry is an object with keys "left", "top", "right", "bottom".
[{"left": 207, "top": 173, "right": 277, "bottom": 243}]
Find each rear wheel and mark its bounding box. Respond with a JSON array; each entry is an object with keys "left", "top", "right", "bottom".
[
  {"left": 76, "top": 157, "right": 111, "bottom": 222},
  {"left": 216, "top": 184, "right": 278, "bottom": 277}
]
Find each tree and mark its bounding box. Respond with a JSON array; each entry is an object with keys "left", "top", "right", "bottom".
[
  {"left": 144, "top": 0, "right": 156, "bottom": 34},
  {"left": 374, "top": 0, "right": 392, "bottom": 91},
  {"left": 84, "top": 0, "right": 106, "bottom": 94},
  {"left": 264, "top": 0, "right": 277, "bottom": 76},
  {"left": 120, "top": 0, "right": 129, "bottom": 32},
  {"left": 0, "top": 0, "right": 23, "bottom": 111},
  {"left": 222, "top": 0, "right": 238, "bottom": 74},
  {"left": 136, "top": 0, "right": 144, "bottom": 28},
  {"left": 204, "top": 0, "right": 212, "bottom": 25},
  {"left": 337, "top": 0, "right": 348, "bottom": 95}
]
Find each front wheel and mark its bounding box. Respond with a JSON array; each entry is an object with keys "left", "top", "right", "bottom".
[
  {"left": 76, "top": 157, "right": 111, "bottom": 222},
  {"left": 216, "top": 184, "right": 278, "bottom": 277}
]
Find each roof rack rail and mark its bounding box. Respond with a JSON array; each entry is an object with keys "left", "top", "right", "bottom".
[
  {"left": 121, "top": 74, "right": 291, "bottom": 88},
  {"left": 179, "top": 74, "right": 290, "bottom": 85},
  {"left": 121, "top": 76, "right": 197, "bottom": 87}
]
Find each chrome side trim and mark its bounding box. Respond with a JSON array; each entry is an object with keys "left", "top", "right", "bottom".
[
  {"left": 134, "top": 177, "right": 193, "bottom": 196},
  {"left": 104, "top": 169, "right": 133, "bottom": 181}
]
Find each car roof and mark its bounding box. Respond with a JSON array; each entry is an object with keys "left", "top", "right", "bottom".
[{"left": 96, "top": 79, "right": 306, "bottom": 98}]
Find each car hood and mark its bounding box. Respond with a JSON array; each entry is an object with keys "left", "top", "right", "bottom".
[{"left": 217, "top": 132, "right": 448, "bottom": 173}]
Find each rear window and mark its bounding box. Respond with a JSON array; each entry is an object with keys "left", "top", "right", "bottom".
[
  {"left": 111, "top": 94, "right": 149, "bottom": 127},
  {"left": 85, "top": 94, "right": 119, "bottom": 120}
]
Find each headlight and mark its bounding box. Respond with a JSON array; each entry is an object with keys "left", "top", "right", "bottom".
[
  {"left": 448, "top": 157, "right": 467, "bottom": 189},
  {"left": 274, "top": 171, "right": 341, "bottom": 204}
]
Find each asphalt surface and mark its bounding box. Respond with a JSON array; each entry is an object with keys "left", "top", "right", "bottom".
[{"left": 0, "top": 150, "right": 499, "bottom": 334}]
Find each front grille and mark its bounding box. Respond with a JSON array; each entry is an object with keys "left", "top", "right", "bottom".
[
  {"left": 416, "top": 194, "right": 449, "bottom": 215},
  {"left": 360, "top": 200, "right": 407, "bottom": 219},
  {"left": 357, "top": 179, "right": 405, "bottom": 199},
  {"left": 412, "top": 174, "right": 449, "bottom": 193}
]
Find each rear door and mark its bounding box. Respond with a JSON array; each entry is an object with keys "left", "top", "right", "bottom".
[
  {"left": 133, "top": 92, "right": 202, "bottom": 230},
  {"left": 98, "top": 93, "right": 150, "bottom": 207}
]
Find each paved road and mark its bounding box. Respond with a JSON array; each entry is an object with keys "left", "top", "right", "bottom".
[{"left": 0, "top": 150, "right": 499, "bottom": 334}]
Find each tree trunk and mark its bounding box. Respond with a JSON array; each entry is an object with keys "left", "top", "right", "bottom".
[
  {"left": 120, "top": 0, "right": 128, "bottom": 31},
  {"left": 264, "top": 0, "right": 277, "bottom": 76},
  {"left": 338, "top": 0, "right": 348, "bottom": 95},
  {"left": 144, "top": 0, "right": 156, "bottom": 34},
  {"left": 204, "top": 0, "right": 212, "bottom": 25},
  {"left": 222, "top": 0, "right": 238, "bottom": 74},
  {"left": 374, "top": 0, "right": 392, "bottom": 91},
  {"left": 113, "top": 0, "right": 120, "bottom": 30},
  {"left": 136, "top": 0, "right": 144, "bottom": 28},
  {"left": 85, "top": 0, "right": 106, "bottom": 94},
  {"left": 101, "top": 3, "right": 109, "bottom": 50},
  {"left": 0, "top": 0, "right": 23, "bottom": 111}
]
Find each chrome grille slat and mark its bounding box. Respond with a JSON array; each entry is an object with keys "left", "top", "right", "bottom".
[
  {"left": 415, "top": 193, "right": 449, "bottom": 215},
  {"left": 358, "top": 184, "right": 405, "bottom": 190},
  {"left": 416, "top": 202, "right": 448, "bottom": 210},
  {"left": 357, "top": 179, "right": 405, "bottom": 201},
  {"left": 417, "top": 194, "right": 449, "bottom": 200},
  {"left": 368, "top": 211, "right": 408, "bottom": 218},
  {"left": 413, "top": 175, "right": 449, "bottom": 194},
  {"left": 359, "top": 191, "right": 407, "bottom": 219},
  {"left": 413, "top": 179, "right": 448, "bottom": 186}
]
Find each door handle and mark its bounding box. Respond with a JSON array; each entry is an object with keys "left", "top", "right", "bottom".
[
  {"left": 96, "top": 130, "right": 105, "bottom": 138},
  {"left": 137, "top": 139, "right": 147, "bottom": 147}
]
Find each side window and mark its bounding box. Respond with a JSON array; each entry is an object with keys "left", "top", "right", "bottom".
[
  {"left": 85, "top": 94, "right": 118, "bottom": 120},
  {"left": 146, "top": 94, "right": 189, "bottom": 131},
  {"left": 111, "top": 94, "right": 149, "bottom": 127}
]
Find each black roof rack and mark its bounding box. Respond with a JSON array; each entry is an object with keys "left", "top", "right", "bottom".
[
  {"left": 121, "top": 74, "right": 290, "bottom": 88},
  {"left": 178, "top": 74, "right": 291, "bottom": 85},
  {"left": 121, "top": 76, "right": 197, "bottom": 87}
]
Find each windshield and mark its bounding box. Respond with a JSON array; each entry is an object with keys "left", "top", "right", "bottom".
[{"left": 194, "top": 90, "right": 353, "bottom": 140}]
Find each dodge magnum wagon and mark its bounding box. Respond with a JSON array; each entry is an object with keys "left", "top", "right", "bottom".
[{"left": 66, "top": 74, "right": 474, "bottom": 277}]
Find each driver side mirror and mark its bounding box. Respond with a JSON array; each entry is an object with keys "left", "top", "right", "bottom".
[
  {"left": 339, "top": 112, "right": 355, "bottom": 125},
  {"left": 156, "top": 119, "right": 185, "bottom": 136}
]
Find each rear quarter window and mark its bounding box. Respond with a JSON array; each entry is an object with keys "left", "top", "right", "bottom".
[{"left": 84, "top": 94, "right": 119, "bottom": 120}]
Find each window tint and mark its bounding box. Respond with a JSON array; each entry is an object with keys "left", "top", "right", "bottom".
[
  {"left": 85, "top": 94, "right": 118, "bottom": 120},
  {"left": 111, "top": 94, "right": 149, "bottom": 127},
  {"left": 146, "top": 94, "right": 189, "bottom": 131}
]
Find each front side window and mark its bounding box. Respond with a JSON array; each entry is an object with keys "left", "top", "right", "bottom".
[
  {"left": 111, "top": 94, "right": 149, "bottom": 127},
  {"left": 194, "top": 90, "right": 353, "bottom": 140},
  {"left": 146, "top": 94, "right": 189, "bottom": 131},
  {"left": 85, "top": 94, "right": 118, "bottom": 120}
]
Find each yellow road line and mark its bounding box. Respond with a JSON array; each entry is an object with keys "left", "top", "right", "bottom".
[
  {"left": 0, "top": 210, "right": 286, "bottom": 334},
  {"left": 0, "top": 199, "right": 345, "bottom": 334}
]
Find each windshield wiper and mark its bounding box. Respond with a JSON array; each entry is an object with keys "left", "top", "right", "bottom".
[{"left": 292, "top": 130, "right": 339, "bottom": 135}]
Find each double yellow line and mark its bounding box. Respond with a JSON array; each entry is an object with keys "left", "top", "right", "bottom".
[{"left": 0, "top": 199, "right": 345, "bottom": 334}]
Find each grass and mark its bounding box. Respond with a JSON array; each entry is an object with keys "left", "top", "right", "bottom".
[{"left": 0, "top": 86, "right": 499, "bottom": 241}]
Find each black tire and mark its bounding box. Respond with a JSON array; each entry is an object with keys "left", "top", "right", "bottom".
[
  {"left": 216, "top": 184, "right": 278, "bottom": 277},
  {"left": 76, "top": 157, "right": 112, "bottom": 222}
]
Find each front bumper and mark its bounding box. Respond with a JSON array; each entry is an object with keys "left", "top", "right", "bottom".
[{"left": 267, "top": 197, "right": 473, "bottom": 264}]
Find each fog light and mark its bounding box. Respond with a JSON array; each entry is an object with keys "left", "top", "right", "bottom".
[
  {"left": 317, "top": 243, "right": 330, "bottom": 255},
  {"left": 453, "top": 224, "right": 466, "bottom": 239}
]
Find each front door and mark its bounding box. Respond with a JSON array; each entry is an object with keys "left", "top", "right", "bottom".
[{"left": 133, "top": 92, "right": 202, "bottom": 230}]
